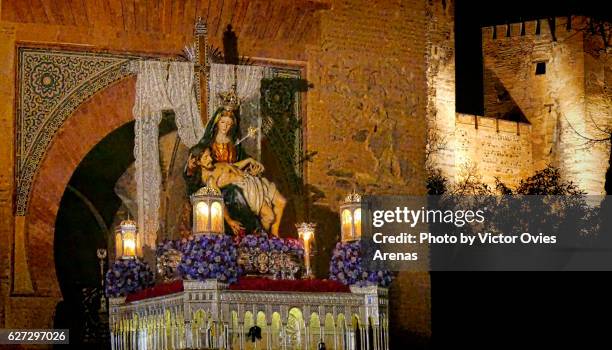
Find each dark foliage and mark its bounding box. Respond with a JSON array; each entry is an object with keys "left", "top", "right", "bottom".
[{"left": 426, "top": 168, "right": 448, "bottom": 195}]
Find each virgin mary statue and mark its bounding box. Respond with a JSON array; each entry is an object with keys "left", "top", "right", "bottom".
[{"left": 184, "top": 103, "right": 275, "bottom": 235}]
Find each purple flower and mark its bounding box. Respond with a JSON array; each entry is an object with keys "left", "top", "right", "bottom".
[
  {"left": 178, "top": 234, "right": 239, "bottom": 284},
  {"left": 105, "top": 258, "right": 154, "bottom": 297},
  {"left": 329, "top": 241, "right": 394, "bottom": 287}
]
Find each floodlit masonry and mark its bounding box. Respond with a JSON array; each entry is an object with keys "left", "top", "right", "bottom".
[{"left": 428, "top": 15, "right": 612, "bottom": 195}]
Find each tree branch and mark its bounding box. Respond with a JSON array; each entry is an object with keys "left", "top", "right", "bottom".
[{"left": 564, "top": 114, "right": 611, "bottom": 143}]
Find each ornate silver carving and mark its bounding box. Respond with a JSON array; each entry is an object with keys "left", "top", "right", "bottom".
[
  {"left": 156, "top": 248, "right": 182, "bottom": 282},
  {"left": 238, "top": 249, "right": 303, "bottom": 279}
]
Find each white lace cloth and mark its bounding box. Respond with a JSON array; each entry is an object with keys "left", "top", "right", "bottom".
[{"left": 168, "top": 63, "right": 205, "bottom": 147}]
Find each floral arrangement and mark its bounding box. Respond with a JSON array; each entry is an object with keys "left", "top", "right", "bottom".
[
  {"left": 236, "top": 232, "right": 304, "bottom": 255},
  {"left": 177, "top": 234, "right": 240, "bottom": 284},
  {"left": 105, "top": 258, "right": 155, "bottom": 298},
  {"left": 156, "top": 238, "right": 187, "bottom": 255},
  {"left": 329, "top": 241, "right": 393, "bottom": 287}
]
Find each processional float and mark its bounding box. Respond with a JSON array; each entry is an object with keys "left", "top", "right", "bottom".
[{"left": 107, "top": 19, "right": 390, "bottom": 350}]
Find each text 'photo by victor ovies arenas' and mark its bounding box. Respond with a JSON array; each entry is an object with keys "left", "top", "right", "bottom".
[{"left": 0, "top": 0, "right": 611, "bottom": 349}]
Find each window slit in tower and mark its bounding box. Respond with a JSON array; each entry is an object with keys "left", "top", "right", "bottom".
[{"left": 535, "top": 62, "right": 546, "bottom": 75}]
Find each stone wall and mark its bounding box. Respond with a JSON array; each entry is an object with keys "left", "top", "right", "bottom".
[
  {"left": 455, "top": 114, "right": 533, "bottom": 187},
  {"left": 583, "top": 28, "right": 612, "bottom": 195},
  {"left": 426, "top": 0, "right": 457, "bottom": 180},
  {"left": 482, "top": 16, "right": 610, "bottom": 194},
  {"left": 306, "top": 0, "right": 432, "bottom": 342},
  {"left": 306, "top": 0, "right": 427, "bottom": 203}
]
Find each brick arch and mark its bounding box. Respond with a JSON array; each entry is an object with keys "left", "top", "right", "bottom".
[{"left": 27, "top": 76, "right": 136, "bottom": 297}]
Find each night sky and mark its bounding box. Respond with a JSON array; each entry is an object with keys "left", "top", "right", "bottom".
[{"left": 455, "top": 0, "right": 612, "bottom": 115}]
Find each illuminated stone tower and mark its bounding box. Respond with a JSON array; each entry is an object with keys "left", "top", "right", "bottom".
[{"left": 482, "top": 16, "right": 612, "bottom": 194}]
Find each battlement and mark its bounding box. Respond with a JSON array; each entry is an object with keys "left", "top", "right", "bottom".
[
  {"left": 456, "top": 113, "right": 531, "bottom": 135},
  {"left": 482, "top": 16, "right": 588, "bottom": 43}
]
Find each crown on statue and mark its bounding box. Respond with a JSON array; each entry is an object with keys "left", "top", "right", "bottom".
[{"left": 219, "top": 85, "right": 240, "bottom": 112}]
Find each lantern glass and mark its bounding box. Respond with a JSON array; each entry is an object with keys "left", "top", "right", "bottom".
[
  {"left": 195, "top": 201, "right": 210, "bottom": 232},
  {"left": 341, "top": 209, "right": 353, "bottom": 240},
  {"left": 211, "top": 201, "right": 223, "bottom": 232},
  {"left": 115, "top": 232, "right": 123, "bottom": 258},
  {"left": 118, "top": 219, "right": 138, "bottom": 259},
  {"left": 191, "top": 186, "right": 225, "bottom": 235},
  {"left": 354, "top": 208, "right": 362, "bottom": 238},
  {"left": 123, "top": 231, "right": 136, "bottom": 257},
  {"left": 339, "top": 191, "right": 362, "bottom": 242}
]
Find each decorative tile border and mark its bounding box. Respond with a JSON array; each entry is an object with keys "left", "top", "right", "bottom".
[{"left": 15, "top": 48, "right": 135, "bottom": 215}]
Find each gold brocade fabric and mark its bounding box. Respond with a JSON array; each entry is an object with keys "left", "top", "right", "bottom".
[{"left": 212, "top": 142, "right": 237, "bottom": 163}]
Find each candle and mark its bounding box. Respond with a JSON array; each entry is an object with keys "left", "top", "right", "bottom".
[{"left": 296, "top": 223, "right": 316, "bottom": 279}]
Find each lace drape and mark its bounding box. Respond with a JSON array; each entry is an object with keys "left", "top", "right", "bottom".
[
  {"left": 133, "top": 61, "right": 168, "bottom": 249},
  {"left": 168, "top": 63, "right": 204, "bottom": 148},
  {"left": 132, "top": 61, "right": 203, "bottom": 248}
]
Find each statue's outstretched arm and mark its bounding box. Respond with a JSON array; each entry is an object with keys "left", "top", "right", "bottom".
[
  {"left": 233, "top": 157, "right": 265, "bottom": 175},
  {"left": 233, "top": 158, "right": 252, "bottom": 169}
]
